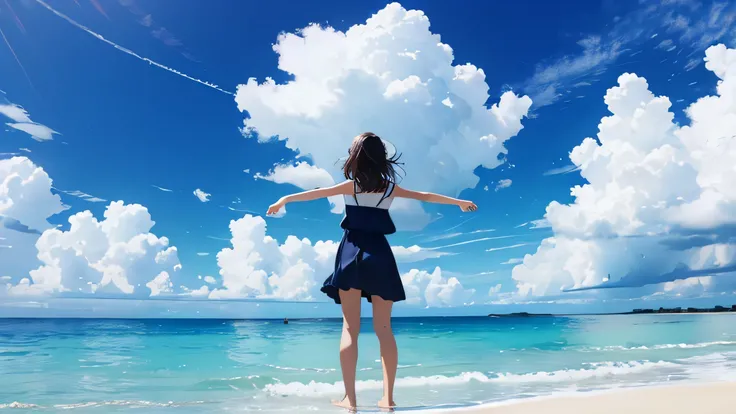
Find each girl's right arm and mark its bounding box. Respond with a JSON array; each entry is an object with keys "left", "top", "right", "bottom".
[
  {"left": 266, "top": 180, "right": 353, "bottom": 215},
  {"left": 393, "top": 185, "right": 478, "bottom": 212}
]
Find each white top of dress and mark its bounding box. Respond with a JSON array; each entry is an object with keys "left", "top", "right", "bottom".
[{"left": 344, "top": 181, "right": 395, "bottom": 210}]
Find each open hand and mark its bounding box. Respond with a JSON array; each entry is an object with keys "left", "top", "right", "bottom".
[
  {"left": 267, "top": 200, "right": 285, "bottom": 216},
  {"left": 458, "top": 200, "right": 478, "bottom": 212}
]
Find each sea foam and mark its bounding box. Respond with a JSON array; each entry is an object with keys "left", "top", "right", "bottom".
[{"left": 262, "top": 359, "right": 678, "bottom": 397}]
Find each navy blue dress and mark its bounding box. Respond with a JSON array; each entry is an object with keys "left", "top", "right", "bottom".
[{"left": 321, "top": 182, "right": 406, "bottom": 304}]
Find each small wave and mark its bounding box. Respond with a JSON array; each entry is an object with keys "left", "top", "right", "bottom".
[
  {"left": 263, "top": 360, "right": 675, "bottom": 397},
  {"left": 0, "top": 400, "right": 206, "bottom": 410},
  {"left": 589, "top": 341, "right": 736, "bottom": 352},
  {"left": 54, "top": 400, "right": 206, "bottom": 409},
  {"left": 0, "top": 402, "right": 40, "bottom": 409},
  {"left": 265, "top": 364, "right": 335, "bottom": 373},
  {"left": 492, "top": 360, "right": 676, "bottom": 383},
  {"left": 211, "top": 375, "right": 260, "bottom": 381},
  {"left": 359, "top": 363, "right": 422, "bottom": 372},
  {"left": 193, "top": 375, "right": 264, "bottom": 390}
]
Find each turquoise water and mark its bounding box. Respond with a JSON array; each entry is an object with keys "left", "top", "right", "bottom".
[{"left": 1, "top": 315, "right": 736, "bottom": 412}]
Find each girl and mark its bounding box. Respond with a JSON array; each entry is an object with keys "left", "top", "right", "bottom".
[{"left": 266, "top": 132, "right": 478, "bottom": 411}]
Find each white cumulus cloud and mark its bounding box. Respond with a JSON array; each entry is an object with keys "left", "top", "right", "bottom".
[
  {"left": 234, "top": 3, "right": 531, "bottom": 230},
  {"left": 210, "top": 214, "right": 337, "bottom": 300},
  {"left": 0, "top": 157, "right": 67, "bottom": 285},
  {"left": 181, "top": 284, "right": 210, "bottom": 297},
  {"left": 18, "top": 201, "right": 181, "bottom": 297},
  {"left": 193, "top": 188, "right": 210, "bottom": 202},
  {"left": 513, "top": 44, "right": 736, "bottom": 297},
  {"left": 401, "top": 267, "right": 475, "bottom": 307},
  {"left": 147, "top": 271, "right": 173, "bottom": 296}
]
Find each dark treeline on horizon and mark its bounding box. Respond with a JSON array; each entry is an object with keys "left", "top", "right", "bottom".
[{"left": 628, "top": 305, "right": 736, "bottom": 314}]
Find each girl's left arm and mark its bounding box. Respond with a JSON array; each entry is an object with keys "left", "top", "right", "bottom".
[{"left": 267, "top": 180, "right": 353, "bottom": 215}]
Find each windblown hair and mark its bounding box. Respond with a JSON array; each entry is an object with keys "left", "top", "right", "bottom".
[{"left": 342, "top": 132, "right": 403, "bottom": 193}]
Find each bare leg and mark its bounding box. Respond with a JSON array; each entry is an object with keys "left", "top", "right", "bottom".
[
  {"left": 372, "top": 295, "right": 397, "bottom": 409},
  {"left": 332, "top": 288, "right": 361, "bottom": 411}
]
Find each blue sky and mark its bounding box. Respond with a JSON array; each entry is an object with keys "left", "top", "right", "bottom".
[{"left": 1, "top": 0, "right": 736, "bottom": 317}]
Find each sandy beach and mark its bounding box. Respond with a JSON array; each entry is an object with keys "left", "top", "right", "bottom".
[{"left": 430, "top": 383, "right": 736, "bottom": 414}]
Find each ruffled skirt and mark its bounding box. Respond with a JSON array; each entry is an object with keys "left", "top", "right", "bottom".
[{"left": 321, "top": 229, "right": 406, "bottom": 304}]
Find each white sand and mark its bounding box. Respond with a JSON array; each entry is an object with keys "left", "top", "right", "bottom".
[{"left": 429, "top": 383, "right": 736, "bottom": 414}]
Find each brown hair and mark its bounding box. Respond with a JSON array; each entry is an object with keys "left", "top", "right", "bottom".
[{"left": 342, "top": 132, "right": 403, "bottom": 193}]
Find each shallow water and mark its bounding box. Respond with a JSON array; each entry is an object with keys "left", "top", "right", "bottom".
[{"left": 1, "top": 315, "right": 735, "bottom": 412}]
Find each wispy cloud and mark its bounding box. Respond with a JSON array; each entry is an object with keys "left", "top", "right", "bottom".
[
  {"left": 196, "top": 252, "right": 210, "bottom": 256},
  {"left": 519, "top": 1, "right": 736, "bottom": 109},
  {"left": 118, "top": 0, "right": 195, "bottom": 60},
  {"left": 530, "top": 218, "right": 551, "bottom": 229},
  {"left": 3, "top": 0, "right": 26, "bottom": 34},
  {"left": 422, "top": 232, "right": 464, "bottom": 243},
  {"left": 151, "top": 27, "right": 182, "bottom": 47},
  {"left": 486, "top": 243, "right": 531, "bottom": 252},
  {"left": 428, "top": 235, "right": 517, "bottom": 250},
  {"left": 55, "top": 188, "right": 107, "bottom": 203},
  {"left": 34, "top": 0, "right": 233, "bottom": 96},
  {"left": 458, "top": 270, "right": 497, "bottom": 280},
  {"left": 656, "top": 39, "right": 675, "bottom": 50},
  {"left": 0, "top": 103, "right": 58, "bottom": 141},
  {"left": 0, "top": 104, "right": 31, "bottom": 123},
  {"left": 495, "top": 179, "right": 512, "bottom": 192},
  {"left": 516, "top": 219, "right": 551, "bottom": 230},
  {"left": 543, "top": 164, "right": 580, "bottom": 176},
  {"left": 391, "top": 245, "right": 455, "bottom": 263},
  {"left": 88, "top": 0, "right": 109, "bottom": 19},
  {"left": 441, "top": 216, "right": 476, "bottom": 232},
  {"left": 151, "top": 184, "right": 173, "bottom": 192},
  {"left": 206, "top": 235, "right": 230, "bottom": 241},
  {"left": 222, "top": 205, "right": 261, "bottom": 215},
  {"left": 6, "top": 123, "right": 58, "bottom": 141},
  {"left": 500, "top": 258, "right": 523, "bottom": 265},
  {"left": 420, "top": 228, "right": 495, "bottom": 243},
  {"left": 684, "top": 57, "right": 701, "bottom": 71},
  {"left": 521, "top": 35, "right": 624, "bottom": 108},
  {"left": 1, "top": 32, "right": 33, "bottom": 88}
]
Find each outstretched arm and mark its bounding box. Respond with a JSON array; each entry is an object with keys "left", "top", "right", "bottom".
[
  {"left": 393, "top": 185, "right": 478, "bottom": 212},
  {"left": 267, "top": 180, "right": 353, "bottom": 215}
]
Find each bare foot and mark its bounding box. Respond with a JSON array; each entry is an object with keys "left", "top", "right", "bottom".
[
  {"left": 377, "top": 398, "right": 396, "bottom": 409},
  {"left": 331, "top": 396, "right": 357, "bottom": 412}
]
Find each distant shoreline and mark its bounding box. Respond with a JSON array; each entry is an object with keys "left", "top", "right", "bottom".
[
  {"left": 489, "top": 306, "right": 736, "bottom": 318},
  {"left": 1, "top": 310, "right": 736, "bottom": 321}
]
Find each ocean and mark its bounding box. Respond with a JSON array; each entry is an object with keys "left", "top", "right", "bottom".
[{"left": 1, "top": 314, "right": 735, "bottom": 412}]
